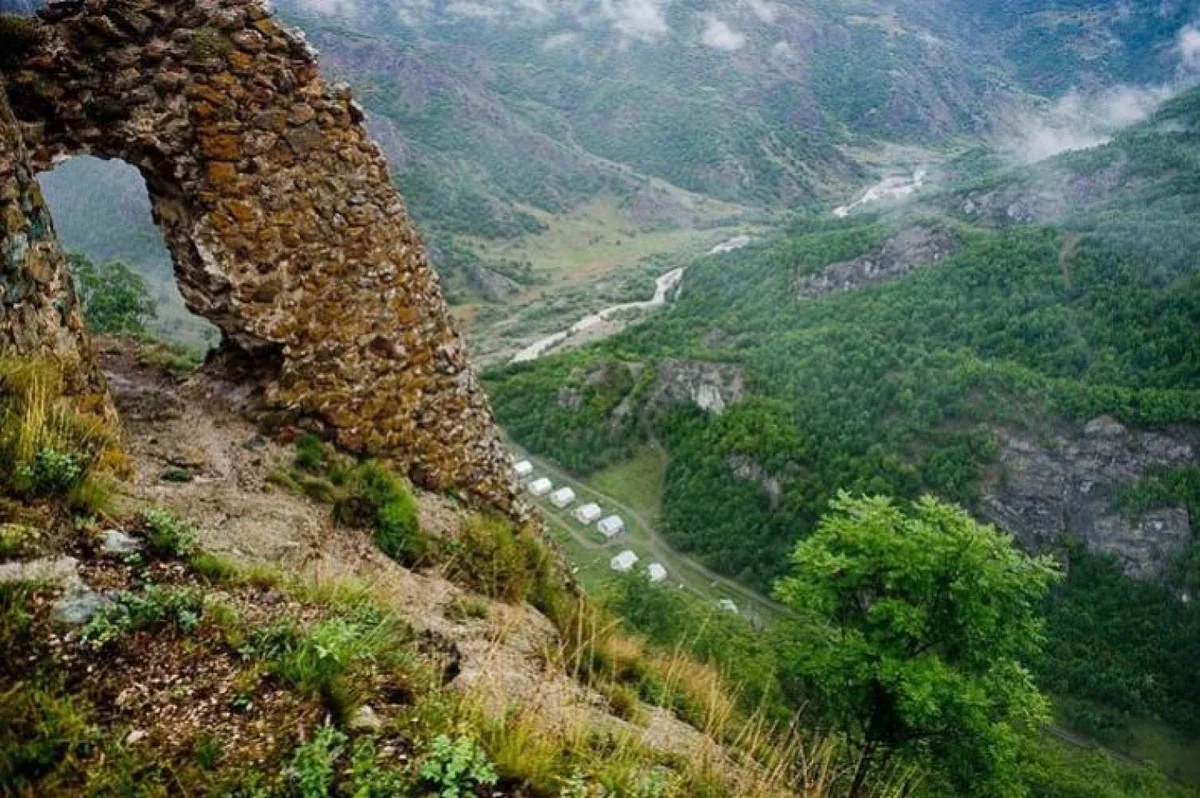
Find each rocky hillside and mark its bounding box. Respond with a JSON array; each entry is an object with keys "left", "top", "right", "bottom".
[{"left": 0, "top": 338, "right": 828, "bottom": 796}]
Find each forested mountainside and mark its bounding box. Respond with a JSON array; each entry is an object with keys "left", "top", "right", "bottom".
[
  {"left": 17, "top": 0, "right": 1200, "bottom": 301},
  {"left": 273, "top": 0, "right": 1197, "bottom": 218},
  {"left": 486, "top": 85, "right": 1200, "bottom": 743}
]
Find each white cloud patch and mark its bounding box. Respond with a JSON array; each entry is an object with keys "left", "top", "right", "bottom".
[
  {"left": 542, "top": 31, "right": 581, "bottom": 51},
  {"left": 1001, "top": 20, "right": 1200, "bottom": 163},
  {"left": 745, "top": 0, "right": 777, "bottom": 23},
  {"left": 701, "top": 15, "right": 746, "bottom": 51},
  {"left": 1002, "top": 84, "right": 1176, "bottom": 163},
  {"left": 1179, "top": 24, "right": 1200, "bottom": 71},
  {"left": 293, "top": 0, "right": 356, "bottom": 14},
  {"left": 446, "top": 2, "right": 501, "bottom": 20},
  {"left": 599, "top": 0, "right": 670, "bottom": 43}
]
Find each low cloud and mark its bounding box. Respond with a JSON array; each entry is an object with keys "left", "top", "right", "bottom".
[
  {"left": 1002, "top": 20, "right": 1200, "bottom": 163},
  {"left": 744, "top": 0, "right": 777, "bottom": 24},
  {"left": 599, "top": 0, "right": 670, "bottom": 43},
  {"left": 542, "top": 31, "right": 580, "bottom": 51},
  {"left": 1002, "top": 84, "right": 1175, "bottom": 163},
  {"left": 701, "top": 16, "right": 746, "bottom": 51},
  {"left": 1180, "top": 24, "right": 1200, "bottom": 71}
]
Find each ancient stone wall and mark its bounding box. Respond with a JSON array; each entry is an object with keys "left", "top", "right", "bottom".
[
  {"left": 0, "top": 0, "right": 518, "bottom": 514},
  {"left": 0, "top": 87, "right": 111, "bottom": 416}
]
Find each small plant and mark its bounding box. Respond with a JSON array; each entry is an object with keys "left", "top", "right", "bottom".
[
  {"left": 291, "top": 726, "right": 346, "bottom": 798},
  {"left": 16, "top": 448, "right": 83, "bottom": 496},
  {"left": 445, "top": 596, "right": 490, "bottom": 622},
  {"left": 140, "top": 508, "right": 198, "bottom": 558},
  {"left": 419, "top": 734, "right": 498, "bottom": 798},
  {"left": 558, "top": 770, "right": 591, "bottom": 798},
  {"left": 334, "top": 462, "right": 425, "bottom": 566},
  {"left": 0, "top": 523, "right": 38, "bottom": 559},
  {"left": 349, "top": 737, "right": 409, "bottom": 797},
  {"left": 190, "top": 551, "right": 238, "bottom": 583},
  {"left": 80, "top": 586, "right": 205, "bottom": 649},
  {"left": 189, "top": 26, "right": 231, "bottom": 60},
  {"left": 160, "top": 466, "right": 194, "bottom": 483},
  {"left": 195, "top": 734, "right": 224, "bottom": 771}
]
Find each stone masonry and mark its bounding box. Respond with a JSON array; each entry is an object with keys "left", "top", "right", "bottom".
[
  {"left": 1, "top": 87, "right": 112, "bottom": 417},
  {"left": 0, "top": 0, "right": 518, "bottom": 514}
]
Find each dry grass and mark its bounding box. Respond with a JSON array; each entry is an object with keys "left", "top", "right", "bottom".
[{"left": 0, "top": 359, "right": 122, "bottom": 513}]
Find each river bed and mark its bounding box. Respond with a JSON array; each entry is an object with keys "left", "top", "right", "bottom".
[{"left": 510, "top": 235, "right": 751, "bottom": 364}]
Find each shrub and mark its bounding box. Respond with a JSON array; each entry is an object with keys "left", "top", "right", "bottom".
[
  {"left": 136, "top": 340, "right": 203, "bottom": 379},
  {"left": 260, "top": 612, "right": 411, "bottom": 721},
  {"left": 291, "top": 726, "right": 346, "bottom": 798},
  {"left": 189, "top": 26, "right": 231, "bottom": 59},
  {"left": 0, "top": 683, "right": 90, "bottom": 790},
  {"left": 0, "top": 15, "right": 43, "bottom": 68},
  {"left": 447, "top": 514, "right": 555, "bottom": 603},
  {"left": 294, "top": 433, "right": 330, "bottom": 473},
  {"left": 80, "top": 585, "right": 205, "bottom": 649},
  {"left": 141, "top": 508, "right": 198, "bottom": 557},
  {"left": 420, "top": 734, "right": 498, "bottom": 798},
  {"left": 335, "top": 462, "right": 424, "bottom": 566}
]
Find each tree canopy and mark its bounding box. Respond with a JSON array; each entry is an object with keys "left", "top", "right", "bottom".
[{"left": 774, "top": 493, "right": 1061, "bottom": 797}]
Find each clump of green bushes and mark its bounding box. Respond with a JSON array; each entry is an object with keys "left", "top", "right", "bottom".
[{"left": 273, "top": 434, "right": 426, "bottom": 567}]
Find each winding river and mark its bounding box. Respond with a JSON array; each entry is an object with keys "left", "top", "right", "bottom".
[{"left": 510, "top": 235, "right": 751, "bottom": 364}]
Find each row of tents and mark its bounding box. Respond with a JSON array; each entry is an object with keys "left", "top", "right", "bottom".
[
  {"left": 514, "top": 458, "right": 670, "bottom": 583},
  {"left": 516, "top": 460, "right": 627, "bottom": 539}
]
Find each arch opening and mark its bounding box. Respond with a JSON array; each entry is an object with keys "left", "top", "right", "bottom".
[{"left": 38, "top": 155, "right": 218, "bottom": 350}]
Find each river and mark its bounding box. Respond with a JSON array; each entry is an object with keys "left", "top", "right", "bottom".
[
  {"left": 833, "top": 168, "right": 927, "bottom": 218},
  {"left": 510, "top": 235, "right": 751, "bottom": 364}
]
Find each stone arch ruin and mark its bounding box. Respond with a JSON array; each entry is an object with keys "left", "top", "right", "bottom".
[{"left": 0, "top": 0, "right": 518, "bottom": 513}]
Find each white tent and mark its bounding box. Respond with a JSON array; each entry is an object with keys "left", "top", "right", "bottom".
[
  {"left": 718, "top": 599, "right": 739, "bottom": 615},
  {"left": 550, "top": 487, "right": 577, "bottom": 509},
  {"left": 573, "top": 503, "right": 602, "bottom": 524},
  {"left": 527, "top": 477, "right": 553, "bottom": 497},
  {"left": 646, "top": 563, "right": 668, "bottom": 583},
  {"left": 610, "top": 550, "right": 639, "bottom": 573},
  {"left": 513, "top": 460, "right": 534, "bottom": 478},
  {"left": 597, "top": 515, "right": 626, "bottom": 539}
]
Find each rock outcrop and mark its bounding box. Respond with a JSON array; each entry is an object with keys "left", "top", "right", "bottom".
[
  {"left": 957, "top": 159, "right": 1132, "bottom": 225},
  {"left": 795, "top": 226, "right": 959, "bottom": 300},
  {"left": 649, "top": 359, "right": 745, "bottom": 415},
  {"left": 0, "top": 0, "right": 517, "bottom": 514},
  {"left": 980, "top": 417, "right": 1197, "bottom": 580}
]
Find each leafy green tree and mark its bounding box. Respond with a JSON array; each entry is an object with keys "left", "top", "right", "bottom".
[
  {"left": 773, "top": 493, "right": 1060, "bottom": 797},
  {"left": 70, "top": 253, "right": 156, "bottom": 335}
]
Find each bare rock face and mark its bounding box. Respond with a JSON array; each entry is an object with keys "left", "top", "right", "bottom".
[
  {"left": 795, "top": 226, "right": 959, "bottom": 300},
  {"left": 957, "top": 159, "right": 1132, "bottom": 225},
  {"left": 649, "top": 360, "right": 745, "bottom": 415},
  {"left": 0, "top": 0, "right": 518, "bottom": 515},
  {"left": 727, "top": 455, "right": 783, "bottom": 511},
  {"left": 979, "top": 417, "right": 1197, "bottom": 580}
]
